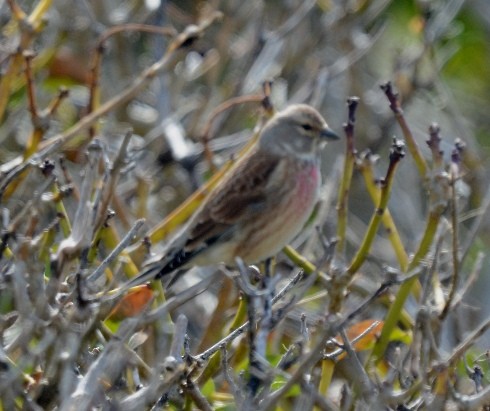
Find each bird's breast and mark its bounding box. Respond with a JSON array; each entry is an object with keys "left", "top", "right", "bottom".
[
  {"left": 235, "top": 159, "right": 321, "bottom": 264},
  {"left": 291, "top": 160, "right": 321, "bottom": 214}
]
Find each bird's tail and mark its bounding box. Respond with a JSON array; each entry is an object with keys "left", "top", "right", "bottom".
[{"left": 104, "top": 247, "right": 200, "bottom": 301}]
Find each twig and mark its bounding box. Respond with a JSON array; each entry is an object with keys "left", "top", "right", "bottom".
[
  {"left": 23, "top": 50, "right": 40, "bottom": 127},
  {"left": 6, "top": 0, "right": 26, "bottom": 20},
  {"left": 461, "top": 183, "right": 490, "bottom": 264},
  {"left": 451, "top": 381, "right": 490, "bottom": 411},
  {"left": 0, "top": 175, "right": 55, "bottom": 258},
  {"left": 380, "top": 81, "right": 428, "bottom": 178},
  {"left": 325, "top": 320, "right": 381, "bottom": 360},
  {"left": 46, "top": 87, "right": 70, "bottom": 116},
  {"left": 197, "top": 269, "right": 304, "bottom": 361},
  {"left": 221, "top": 344, "right": 243, "bottom": 404},
  {"left": 260, "top": 317, "right": 338, "bottom": 411},
  {"left": 234, "top": 259, "right": 269, "bottom": 397},
  {"left": 1, "top": 13, "right": 223, "bottom": 177},
  {"left": 53, "top": 142, "right": 103, "bottom": 276},
  {"left": 440, "top": 140, "right": 465, "bottom": 320},
  {"left": 277, "top": 341, "right": 304, "bottom": 371},
  {"left": 58, "top": 155, "right": 79, "bottom": 200},
  {"left": 448, "top": 251, "right": 484, "bottom": 311},
  {"left": 200, "top": 93, "right": 266, "bottom": 172},
  {"left": 119, "top": 361, "right": 186, "bottom": 411},
  {"left": 169, "top": 314, "right": 188, "bottom": 361},
  {"left": 0, "top": 0, "right": 51, "bottom": 120},
  {"left": 87, "top": 24, "right": 177, "bottom": 138},
  {"left": 338, "top": 327, "right": 378, "bottom": 403},
  {"left": 427, "top": 123, "right": 444, "bottom": 169},
  {"left": 87, "top": 218, "right": 145, "bottom": 283},
  {"left": 58, "top": 318, "right": 142, "bottom": 411},
  {"left": 94, "top": 130, "right": 134, "bottom": 231},
  {"left": 336, "top": 97, "right": 359, "bottom": 257},
  {"left": 343, "top": 278, "right": 400, "bottom": 326},
  {"left": 236, "top": 258, "right": 276, "bottom": 397},
  {"left": 444, "top": 317, "right": 490, "bottom": 366},
  {"left": 182, "top": 377, "right": 213, "bottom": 411},
  {"left": 300, "top": 379, "right": 340, "bottom": 411},
  {"left": 131, "top": 272, "right": 219, "bottom": 326}
]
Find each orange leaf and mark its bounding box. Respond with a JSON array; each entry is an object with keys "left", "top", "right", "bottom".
[
  {"left": 327, "top": 319, "right": 384, "bottom": 360},
  {"left": 346, "top": 319, "right": 384, "bottom": 352},
  {"left": 107, "top": 285, "right": 153, "bottom": 321}
]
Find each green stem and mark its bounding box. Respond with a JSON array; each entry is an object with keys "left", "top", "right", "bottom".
[
  {"left": 336, "top": 151, "right": 355, "bottom": 256},
  {"left": 372, "top": 210, "right": 441, "bottom": 361},
  {"left": 347, "top": 147, "right": 403, "bottom": 276},
  {"left": 283, "top": 245, "right": 317, "bottom": 275},
  {"left": 359, "top": 163, "right": 409, "bottom": 272},
  {"left": 336, "top": 97, "right": 359, "bottom": 257}
]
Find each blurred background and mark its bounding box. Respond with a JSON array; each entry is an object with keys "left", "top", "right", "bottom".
[
  {"left": 5, "top": 1, "right": 489, "bottom": 312},
  {"left": 3, "top": 0, "right": 490, "bottom": 225},
  {"left": 2, "top": 0, "right": 490, "bottom": 406}
]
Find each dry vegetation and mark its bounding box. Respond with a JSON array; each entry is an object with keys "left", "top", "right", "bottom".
[{"left": 1, "top": 0, "right": 490, "bottom": 410}]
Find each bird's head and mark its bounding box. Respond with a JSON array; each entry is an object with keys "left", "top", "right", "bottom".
[{"left": 259, "top": 104, "right": 339, "bottom": 157}]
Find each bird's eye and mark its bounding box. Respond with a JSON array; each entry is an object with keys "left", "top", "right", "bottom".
[{"left": 301, "top": 124, "right": 313, "bottom": 131}]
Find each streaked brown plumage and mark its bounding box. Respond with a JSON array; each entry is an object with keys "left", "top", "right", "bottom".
[{"left": 124, "top": 104, "right": 339, "bottom": 289}]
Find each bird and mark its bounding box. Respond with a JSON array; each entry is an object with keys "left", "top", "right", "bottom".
[{"left": 122, "top": 104, "right": 339, "bottom": 291}]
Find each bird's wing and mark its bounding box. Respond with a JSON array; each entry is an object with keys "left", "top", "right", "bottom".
[
  {"left": 130, "top": 150, "right": 282, "bottom": 283},
  {"left": 184, "top": 150, "right": 282, "bottom": 251}
]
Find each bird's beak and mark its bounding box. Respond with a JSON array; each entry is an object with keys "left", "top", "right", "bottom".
[{"left": 320, "top": 127, "right": 340, "bottom": 141}]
